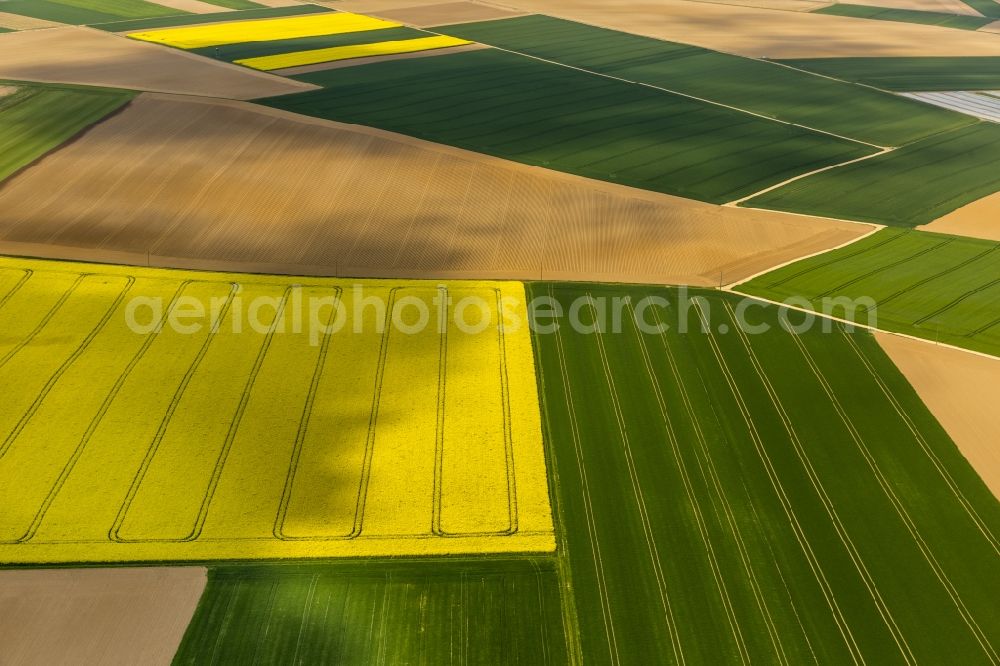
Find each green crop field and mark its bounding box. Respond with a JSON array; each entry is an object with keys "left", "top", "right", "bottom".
[
  {"left": 261, "top": 49, "right": 873, "bottom": 204},
  {"left": 531, "top": 282, "right": 1000, "bottom": 664},
  {"left": 197, "top": 0, "right": 264, "bottom": 9},
  {"left": 960, "top": 0, "right": 1000, "bottom": 17},
  {"left": 736, "top": 228, "right": 1000, "bottom": 356},
  {"left": 813, "top": 4, "right": 993, "bottom": 29},
  {"left": 190, "top": 26, "right": 428, "bottom": 62},
  {"left": 90, "top": 4, "right": 330, "bottom": 31},
  {"left": 439, "top": 15, "right": 971, "bottom": 147},
  {"left": 174, "top": 559, "right": 571, "bottom": 664},
  {"left": 780, "top": 57, "right": 1000, "bottom": 91},
  {"left": 744, "top": 122, "right": 1000, "bottom": 226},
  {"left": 0, "top": 0, "right": 181, "bottom": 24},
  {"left": 0, "top": 83, "right": 134, "bottom": 184}
]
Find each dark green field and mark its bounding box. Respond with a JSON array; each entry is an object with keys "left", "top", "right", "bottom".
[
  {"left": 190, "top": 26, "right": 428, "bottom": 62},
  {"left": 744, "top": 122, "right": 1000, "bottom": 226},
  {"left": 813, "top": 4, "right": 992, "bottom": 29},
  {"left": 91, "top": 4, "right": 329, "bottom": 31},
  {"left": 531, "top": 283, "right": 1000, "bottom": 664},
  {"left": 260, "top": 49, "right": 873, "bottom": 204},
  {"left": 780, "top": 57, "right": 1000, "bottom": 91},
  {"left": 958, "top": 0, "right": 1000, "bottom": 18},
  {"left": 736, "top": 228, "right": 1000, "bottom": 356},
  {"left": 174, "top": 559, "right": 572, "bottom": 664},
  {"left": 197, "top": 0, "right": 264, "bottom": 9},
  {"left": 0, "top": 0, "right": 180, "bottom": 24},
  {"left": 0, "top": 83, "right": 134, "bottom": 183},
  {"left": 439, "top": 15, "right": 971, "bottom": 147}
]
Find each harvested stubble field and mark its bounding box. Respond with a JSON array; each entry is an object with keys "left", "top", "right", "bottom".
[
  {"left": 441, "top": 15, "right": 972, "bottom": 147},
  {"left": 0, "top": 256, "right": 553, "bottom": 563},
  {"left": 0, "top": 567, "right": 206, "bottom": 665},
  {"left": 478, "top": 0, "right": 1000, "bottom": 57},
  {"left": 533, "top": 283, "right": 1000, "bottom": 663},
  {"left": 0, "top": 26, "right": 316, "bottom": 99},
  {"left": 744, "top": 122, "right": 1000, "bottom": 226},
  {"left": 359, "top": 1, "right": 528, "bottom": 26},
  {"left": 267, "top": 48, "right": 874, "bottom": 204},
  {"left": 0, "top": 94, "right": 868, "bottom": 286},
  {"left": 928, "top": 189, "right": 1000, "bottom": 240},
  {"left": 737, "top": 228, "right": 1000, "bottom": 356},
  {"left": 174, "top": 559, "right": 570, "bottom": 664},
  {"left": 0, "top": 83, "right": 133, "bottom": 183},
  {"left": 779, "top": 56, "right": 1000, "bottom": 90}
]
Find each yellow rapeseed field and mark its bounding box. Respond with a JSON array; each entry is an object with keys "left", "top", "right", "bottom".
[
  {"left": 127, "top": 12, "right": 400, "bottom": 50},
  {"left": 236, "top": 35, "right": 473, "bottom": 71},
  {"left": 0, "top": 257, "right": 554, "bottom": 563}
]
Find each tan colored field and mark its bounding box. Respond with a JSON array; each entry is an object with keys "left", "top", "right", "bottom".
[
  {"left": 0, "top": 85, "right": 16, "bottom": 98},
  {"left": 354, "top": 1, "right": 527, "bottom": 26},
  {"left": 925, "top": 191, "right": 1000, "bottom": 241},
  {"left": 984, "top": 20, "right": 1000, "bottom": 33},
  {"left": 877, "top": 332, "right": 1000, "bottom": 500},
  {"left": 0, "top": 27, "right": 316, "bottom": 99},
  {"left": 685, "top": 0, "right": 832, "bottom": 12},
  {"left": 0, "top": 12, "right": 63, "bottom": 30},
  {"left": 0, "top": 567, "right": 206, "bottom": 666},
  {"left": 477, "top": 0, "right": 1000, "bottom": 57},
  {"left": 254, "top": 0, "right": 311, "bottom": 6},
  {"left": 0, "top": 93, "right": 868, "bottom": 286},
  {"left": 147, "top": 0, "right": 232, "bottom": 13}
]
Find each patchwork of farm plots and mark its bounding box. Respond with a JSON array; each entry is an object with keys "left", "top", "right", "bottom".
[
  {"left": 263, "top": 48, "right": 873, "bottom": 204},
  {"left": 780, "top": 56, "right": 1000, "bottom": 91},
  {"left": 0, "top": 0, "right": 182, "bottom": 25},
  {"left": 744, "top": 122, "right": 1000, "bottom": 226},
  {"left": 0, "top": 257, "right": 554, "bottom": 564},
  {"left": 737, "top": 228, "right": 1000, "bottom": 356},
  {"left": 127, "top": 10, "right": 474, "bottom": 72},
  {"left": 93, "top": 4, "right": 330, "bottom": 32},
  {"left": 0, "top": 83, "right": 133, "bottom": 183},
  {"left": 533, "top": 284, "right": 1000, "bottom": 664},
  {"left": 174, "top": 559, "right": 570, "bottom": 664}
]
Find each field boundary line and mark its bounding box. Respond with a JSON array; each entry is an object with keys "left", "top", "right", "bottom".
[
  {"left": 0, "top": 269, "right": 31, "bottom": 312},
  {"left": 878, "top": 244, "right": 1000, "bottom": 306},
  {"left": 425, "top": 27, "right": 886, "bottom": 149},
  {"left": 816, "top": 237, "right": 954, "bottom": 297},
  {"left": 791, "top": 330, "right": 999, "bottom": 663},
  {"left": 914, "top": 276, "right": 1000, "bottom": 326},
  {"left": 587, "top": 292, "right": 690, "bottom": 664},
  {"left": 272, "top": 286, "right": 350, "bottom": 541},
  {"left": 110, "top": 282, "right": 239, "bottom": 544},
  {"left": 691, "top": 299, "right": 866, "bottom": 664},
  {"left": 721, "top": 300, "right": 917, "bottom": 664},
  {"left": 0, "top": 275, "right": 134, "bottom": 460},
  {"left": 549, "top": 285, "right": 620, "bottom": 665},
  {"left": 0, "top": 273, "right": 86, "bottom": 370}
]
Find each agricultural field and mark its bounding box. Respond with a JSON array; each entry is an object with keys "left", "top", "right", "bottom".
[
  {"left": 0, "top": 256, "right": 554, "bottom": 564},
  {"left": 779, "top": 56, "right": 1000, "bottom": 91},
  {"left": 0, "top": 0, "right": 182, "bottom": 25},
  {"left": 532, "top": 283, "right": 1000, "bottom": 664},
  {"left": 928, "top": 189, "right": 1000, "bottom": 240},
  {"left": 264, "top": 48, "right": 874, "bottom": 204},
  {"left": 440, "top": 15, "right": 972, "bottom": 147},
  {"left": 174, "top": 559, "right": 570, "bottom": 664},
  {"left": 813, "top": 4, "right": 993, "bottom": 29},
  {"left": 92, "top": 4, "right": 329, "bottom": 32},
  {"left": 0, "top": 94, "right": 867, "bottom": 286},
  {"left": 736, "top": 228, "right": 1000, "bottom": 356},
  {"left": 743, "top": 122, "right": 1000, "bottom": 226},
  {"left": 0, "top": 82, "right": 133, "bottom": 183}
]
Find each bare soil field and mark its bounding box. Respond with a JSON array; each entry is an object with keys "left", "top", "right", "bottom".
[
  {"left": 478, "top": 0, "right": 1000, "bottom": 57},
  {"left": 877, "top": 332, "right": 1000, "bottom": 500},
  {"left": 0, "top": 12, "right": 64, "bottom": 30},
  {"left": 354, "top": 1, "right": 527, "bottom": 26},
  {"left": 985, "top": 20, "right": 1000, "bottom": 32},
  {"left": 836, "top": 0, "right": 983, "bottom": 15},
  {"left": 0, "top": 27, "right": 316, "bottom": 99},
  {"left": 0, "top": 567, "right": 206, "bottom": 666},
  {"left": 925, "top": 191, "right": 1000, "bottom": 241},
  {"left": 0, "top": 93, "right": 867, "bottom": 285},
  {"left": 147, "top": 0, "right": 233, "bottom": 13},
  {"left": 685, "top": 0, "right": 833, "bottom": 12}
]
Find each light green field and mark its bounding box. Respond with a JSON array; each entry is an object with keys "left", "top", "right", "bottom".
[
  {"left": 0, "top": 0, "right": 180, "bottom": 24},
  {"left": 736, "top": 228, "right": 1000, "bottom": 356}
]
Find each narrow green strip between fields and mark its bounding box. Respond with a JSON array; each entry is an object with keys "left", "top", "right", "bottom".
[
  {"left": 813, "top": 4, "right": 993, "bottom": 30},
  {"left": 736, "top": 228, "right": 1000, "bottom": 356},
  {"left": 89, "top": 4, "right": 331, "bottom": 32},
  {"left": 197, "top": 0, "right": 266, "bottom": 10},
  {"left": 779, "top": 56, "right": 1000, "bottom": 91}
]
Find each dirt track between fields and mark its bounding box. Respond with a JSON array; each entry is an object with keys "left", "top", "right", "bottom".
[
  {"left": 0, "top": 567, "right": 206, "bottom": 666},
  {"left": 0, "top": 26, "right": 316, "bottom": 99},
  {"left": 470, "top": 0, "right": 1000, "bottom": 57},
  {"left": 926, "top": 191, "right": 1000, "bottom": 242},
  {"left": 877, "top": 332, "right": 1000, "bottom": 500},
  {"left": 0, "top": 93, "right": 868, "bottom": 285}
]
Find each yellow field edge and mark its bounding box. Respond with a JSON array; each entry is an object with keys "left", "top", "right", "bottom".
[{"left": 235, "top": 35, "right": 474, "bottom": 71}]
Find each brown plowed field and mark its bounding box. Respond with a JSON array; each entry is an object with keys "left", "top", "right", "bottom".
[
  {"left": 0, "top": 567, "right": 206, "bottom": 666},
  {"left": 0, "top": 27, "right": 316, "bottom": 99},
  {"left": 0, "top": 94, "right": 868, "bottom": 285}
]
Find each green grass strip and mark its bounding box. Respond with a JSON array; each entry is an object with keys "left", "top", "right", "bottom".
[
  {"left": 196, "top": 0, "right": 265, "bottom": 9},
  {"left": 780, "top": 56, "right": 1000, "bottom": 91},
  {"left": 814, "top": 3, "right": 992, "bottom": 29},
  {"left": 89, "top": 3, "right": 330, "bottom": 32},
  {"left": 189, "top": 26, "right": 426, "bottom": 62},
  {"left": 0, "top": 84, "right": 134, "bottom": 183},
  {"left": 737, "top": 228, "right": 1000, "bottom": 356}
]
